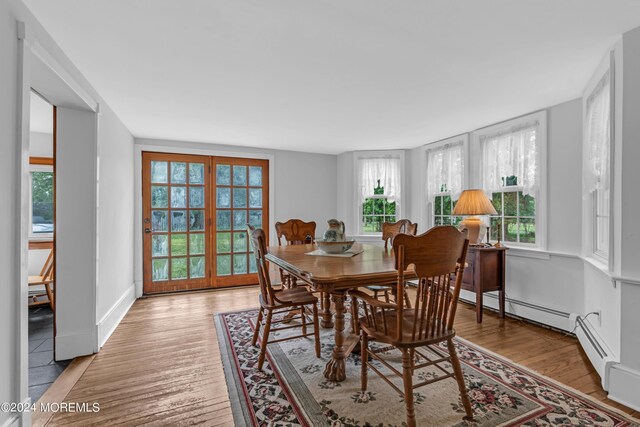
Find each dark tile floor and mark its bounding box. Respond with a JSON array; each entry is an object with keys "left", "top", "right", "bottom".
[{"left": 29, "top": 307, "right": 70, "bottom": 402}]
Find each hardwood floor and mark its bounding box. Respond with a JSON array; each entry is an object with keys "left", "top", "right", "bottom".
[{"left": 42, "top": 286, "right": 638, "bottom": 426}]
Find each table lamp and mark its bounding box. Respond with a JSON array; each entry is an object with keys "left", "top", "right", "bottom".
[{"left": 452, "top": 189, "right": 497, "bottom": 245}]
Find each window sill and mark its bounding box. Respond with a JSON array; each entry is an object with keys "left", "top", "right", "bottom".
[{"left": 583, "top": 255, "right": 610, "bottom": 275}]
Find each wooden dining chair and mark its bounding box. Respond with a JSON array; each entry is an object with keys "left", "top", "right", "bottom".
[
  {"left": 249, "top": 227, "right": 321, "bottom": 370},
  {"left": 28, "top": 249, "right": 55, "bottom": 312},
  {"left": 275, "top": 219, "right": 316, "bottom": 289},
  {"left": 350, "top": 226, "right": 473, "bottom": 427},
  {"left": 366, "top": 219, "right": 417, "bottom": 307}
]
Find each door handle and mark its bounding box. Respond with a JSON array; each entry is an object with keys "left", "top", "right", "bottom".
[{"left": 144, "top": 228, "right": 151, "bottom": 234}]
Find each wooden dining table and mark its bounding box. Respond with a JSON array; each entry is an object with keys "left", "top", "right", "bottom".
[{"left": 265, "top": 242, "right": 412, "bottom": 382}]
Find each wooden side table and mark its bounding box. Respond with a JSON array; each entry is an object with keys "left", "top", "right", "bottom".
[{"left": 460, "top": 246, "right": 507, "bottom": 323}]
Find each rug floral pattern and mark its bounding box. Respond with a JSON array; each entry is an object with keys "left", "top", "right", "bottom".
[{"left": 216, "top": 309, "right": 638, "bottom": 427}]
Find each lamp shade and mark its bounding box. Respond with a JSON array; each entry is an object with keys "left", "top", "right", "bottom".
[{"left": 452, "top": 189, "right": 498, "bottom": 216}]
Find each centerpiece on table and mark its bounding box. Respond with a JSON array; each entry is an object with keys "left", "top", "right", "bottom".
[{"left": 314, "top": 219, "right": 355, "bottom": 254}]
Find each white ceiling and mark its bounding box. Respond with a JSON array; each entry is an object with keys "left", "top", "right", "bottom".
[{"left": 22, "top": 1, "right": 640, "bottom": 154}]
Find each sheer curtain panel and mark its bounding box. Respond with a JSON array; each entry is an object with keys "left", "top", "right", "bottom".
[
  {"left": 357, "top": 157, "right": 401, "bottom": 204},
  {"left": 480, "top": 125, "right": 539, "bottom": 197},
  {"left": 583, "top": 71, "right": 611, "bottom": 196},
  {"left": 426, "top": 143, "right": 464, "bottom": 202}
]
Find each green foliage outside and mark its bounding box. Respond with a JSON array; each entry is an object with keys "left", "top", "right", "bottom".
[
  {"left": 32, "top": 171, "right": 54, "bottom": 231},
  {"left": 433, "top": 195, "right": 462, "bottom": 226},
  {"left": 490, "top": 191, "right": 536, "bottom": 243},
  {"left": 362, "top": 180, "right": 396, "bottom": 232}
]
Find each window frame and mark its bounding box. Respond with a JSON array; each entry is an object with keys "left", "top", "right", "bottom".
[
  {"left": 354, "top": 150, "right": 404, "bottom": 236},
  {"left": 488, "top": 186, "right": 537, "bottom": 245},
  {"left": 470, "top": 110, "right": 547, "bottom": 249},
  {"left": 582, "top": 51, "right": 614, "bottom": 266},
  {"left": 423, "top": 135, "right": 469, "bottom": 229},
  {"left": 29, "top": 161, "right": 54, "bottom": 240}
]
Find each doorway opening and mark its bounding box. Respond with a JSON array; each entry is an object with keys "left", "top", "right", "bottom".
[{"left": 27, "top": 90, "right": 69, "bottom": 402}]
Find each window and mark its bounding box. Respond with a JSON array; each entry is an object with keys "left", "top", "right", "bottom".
[
  {"left": 361, "top": 180, "right": 397, "bottom": 232},
  {"left": 489, "top": 190, "right": 536, "bottom": 244},
  {"left": 583, "top": 63, "right": 612, "bottom": 261},
  {"left": 30, "top": 164, "right": 54, "bottom": 238},
  {"left": 426, "top": 137, "right": 466, "bottom": 228},
  {"left": 356, "top": 153, "right": 402, "bottom": 235},
  {"left": 474, "top": 111, "right": 546, "bottom": 247}
]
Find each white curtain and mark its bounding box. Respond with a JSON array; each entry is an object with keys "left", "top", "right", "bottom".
[
  {"left": 426, "top": 142, "right": 464, "bottom": 202},
  {"left": 583, "top": 71, "right": 611, "bottom": 196},
  {"left": 480, "top": 124, "right": 539, "bottom": 197},
  {"left": 357, "top": 157, "right": 401, "bottom": 204}
]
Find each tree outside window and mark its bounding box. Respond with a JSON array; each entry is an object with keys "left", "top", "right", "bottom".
[
  {"left": 433, "top": 185, "right": 463, "bottom": 226},
  {"left": 488, "top": 177, "right": 536, "bottom": 244},
  {"left": 361, "top": 179, "right": 396, "bottom": 233},
  {"left": 31, "top": 171, "right": 54, "bottom": 235}
]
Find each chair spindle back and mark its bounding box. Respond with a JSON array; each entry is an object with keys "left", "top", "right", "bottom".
[
  {"left": 381, "top": 219, "right": 418, "bottom": 250},
  {"left": 392, "top": 226, "right": 469, "bottom": 342},
  {"left": 248, "top": 227, "right": 276, "bottom": 306}
]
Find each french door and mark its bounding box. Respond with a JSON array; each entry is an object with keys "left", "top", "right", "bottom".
[{"left": 142, "top": 152, "right": 268, "bottom": 294}]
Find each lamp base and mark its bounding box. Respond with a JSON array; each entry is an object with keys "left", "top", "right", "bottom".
[{"left": 459, "top": 216, "right": 486, "bottom": 245}]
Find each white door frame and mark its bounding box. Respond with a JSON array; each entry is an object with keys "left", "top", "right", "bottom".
[{"left": 15, "top": 20, "right": 99, "bottom": 423}]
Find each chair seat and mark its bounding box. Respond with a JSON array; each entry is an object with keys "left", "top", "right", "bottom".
[
  {"left": 259, "top": 288, "right": 318, "bottom": 308},
  {"left": 28, "top": 275, "right": 53, "bottom": 285},
  {"left": 359, "top": 310, "right": 455, "bottom": 348}
]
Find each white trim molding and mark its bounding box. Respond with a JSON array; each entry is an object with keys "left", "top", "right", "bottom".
[
  {"left": 608, "top": 364, "right": 640, "bottom": 411},
  {"left": 97, "top": 283, "right": 136, "bottom": 348}
]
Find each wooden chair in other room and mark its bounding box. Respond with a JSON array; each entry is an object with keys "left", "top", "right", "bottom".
[
  {"left": 366, "top": 219, "right": 417, "bottom": 307},
  {"left": 28, "top": 249, "right": 55, "bottom": 312},
  {"left": 275, "top": 219, "right": 316, "bottom": 289},
  {"left": 249, "top": 227, "right": 321, "bottom": 370},
  {"left": 350, "top": 226, "right": 473, "bottom": 427}
]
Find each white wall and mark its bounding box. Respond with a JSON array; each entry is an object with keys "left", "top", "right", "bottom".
[
  {"left": 0, "top": 2, "right": 22, "bottom": 425},
  {"left": 0, "top": 1, "right": 136, "bottom": 423},
  {"left": 55, "top": 107, "right": 98, "bottom": 360},
  {"left": 96, "top": 105, "right": 136, "bottom": 347},
  {"left": 133, "top": 138, "right": 337, "bottom": 294},
  {"left": 607, "top": 25, "right": 640, "bottom": 410},
  {"left": 29, "top": 131, "right": 52, "bottom": 157}
]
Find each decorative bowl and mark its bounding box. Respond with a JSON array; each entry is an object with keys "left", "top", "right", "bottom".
[{"left": 315, "top": 239, "right": 356, "bottom": 254}]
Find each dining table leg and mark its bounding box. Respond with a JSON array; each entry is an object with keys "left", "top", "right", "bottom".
[
  {"left": 323, "top": 290, "right": 359, "bottom": 382},
  {"left": 320, "top": 292, "right": 333, "bottom": 328}
]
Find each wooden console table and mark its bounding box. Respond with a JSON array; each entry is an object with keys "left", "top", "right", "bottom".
[{"left": 461, "top": 245, "right": 507, "bottom": 323}]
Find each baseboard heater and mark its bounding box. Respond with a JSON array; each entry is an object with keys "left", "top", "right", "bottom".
[
  {"left": 569, "top": 313, "right": 616, "bottom": 390},
  {"left": 482, "top": 292, "right": 571, "bottom": 318}
]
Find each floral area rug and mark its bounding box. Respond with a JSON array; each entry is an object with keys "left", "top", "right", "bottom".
[{"left": 214, "top": 309, "right": 638, "bottom": 427}]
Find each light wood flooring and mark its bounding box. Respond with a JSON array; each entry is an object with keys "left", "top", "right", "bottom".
[{"left": 39, "top": 286, "right": 639, "bottom": 426}]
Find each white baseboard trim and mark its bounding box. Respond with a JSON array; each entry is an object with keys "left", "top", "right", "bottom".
[
  {"left": 608, "top": 364, "right": 640, "bottom": 411},
  {"left": 97, "top": 284, "right": 136, "bottom": 348},
  {"left": 55, "top": 331, "right": 96, "bottom": 360},
  {"left": 570, "top": 314, "right": 616, "bottom": 390},
  {"left": 459, "top": 290, "right": 573, "bottom": 331},
  {"left": 0, "top": 397, "right": 32, "bottom": 427}
]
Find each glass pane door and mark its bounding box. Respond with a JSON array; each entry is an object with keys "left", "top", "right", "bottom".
[
  {"left": 143, "top": 153, "right": 211, "bottom": 293},
  {"left": 212, "top": 157, "right": 268, "bottom": 287}
]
